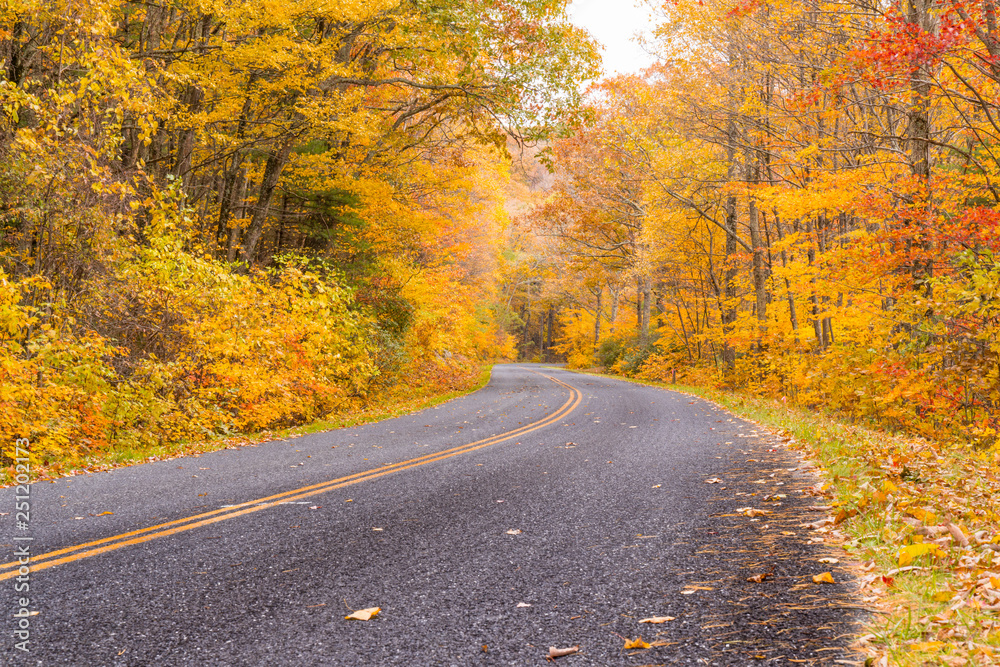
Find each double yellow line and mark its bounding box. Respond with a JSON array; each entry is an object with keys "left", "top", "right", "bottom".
[{"left": 0, "top": 373, "right": 581, "bottom": 580}]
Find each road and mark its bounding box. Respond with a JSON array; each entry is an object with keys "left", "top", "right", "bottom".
[{"left": 2, "top": 364, "right": 863, "bottom": 665}]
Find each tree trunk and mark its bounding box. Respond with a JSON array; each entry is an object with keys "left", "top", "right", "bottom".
[
  {"left": 806, "top": 217, "right": 826, "bottom": 349},
  {"left": 906, "top": 0, "right": 934, "bottom": 295},
  {"left": 225, "top": 170, "right": 249, "bottom": 262},
  {"left": 722, "top": 193, "right": 739, "bottom": 372},
  {"left": 173, "top": 85, "right": 203, "bottom": 191},
  {"left": 774, "top": 212, "right": 799, "bottom": 343},
  {"left": 240, "top": 142, "right": 292, "bottom": 265},
  {"left": 594, "top": 286, "right": 602, "bottom": 348},
  {"left": 748, "top": 195, "right": 767, "bottom": 345},
  {"left": 546, "top": 307, "right": 555, "bottom": 360},
  {"left": 640, "top": 275, "right": 652, "bottom": 344},
  {"left": 609, "top": 285, "right": 619, "bottom": 335}
]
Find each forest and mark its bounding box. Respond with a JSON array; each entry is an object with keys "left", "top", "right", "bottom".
[
  {"left": 513, "top": 0, "right": 1000, "bottom": 449},
  {"left": 0, "top": 0, "right": 597, "bottom": 470},
  {"left": 2, "top": 0, "right": 999, "bottom": 472}
]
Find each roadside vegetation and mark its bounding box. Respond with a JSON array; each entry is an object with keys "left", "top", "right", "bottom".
[
  {"left": 0, "top": 1, "right": 597, "bottom": 479},
  {"left": 3, "top": 363, "right": 492, "bottom": 487}
]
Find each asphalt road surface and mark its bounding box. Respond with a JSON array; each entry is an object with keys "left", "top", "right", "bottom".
[{"left": 2, "top": 364, "right": 863, "bottom": 665}]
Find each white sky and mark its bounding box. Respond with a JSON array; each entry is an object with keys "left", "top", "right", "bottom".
[{"left": 567, "top": 0, "right": 658, "bottom": 76}]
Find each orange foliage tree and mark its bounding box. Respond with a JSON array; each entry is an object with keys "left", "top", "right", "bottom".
[{"left": 529, "top": 0, "right": 1000, "bottom": 445}]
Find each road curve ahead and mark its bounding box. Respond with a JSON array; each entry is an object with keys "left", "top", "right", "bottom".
[{"left": 2, "top": 364, "right": 862, "bottom": 665}]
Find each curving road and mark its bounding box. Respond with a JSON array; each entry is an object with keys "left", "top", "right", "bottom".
[{"left": 2, "top": 364, "right": 863, "bottom": 665}]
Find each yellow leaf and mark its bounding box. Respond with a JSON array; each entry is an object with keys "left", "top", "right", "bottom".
[
  {"left": 898, "top": 543, "right": 944, "bottom": 567},
  {"left": 737, "top": 507, "right": 771, "bottom": 517},
  {"left": 931, "top": 591, "right": 954, "bottom": 602},
  {"left": 908, "top": 641, "right": 946, "bottom": 652},
  {"left": 906, "top": 507, "right": 938, "bottom": 524},
  {"left": 639, "top": 616, "right": 675, "bottom": 623},
  {"left": 345, "top": 607, "right": 380, "bottom": 621},
  {"left": 812, "top": 572, "right": 836, "bottom": 584},
  {"left": 623, "top": 637, "right": 651, "bottom": 650}
]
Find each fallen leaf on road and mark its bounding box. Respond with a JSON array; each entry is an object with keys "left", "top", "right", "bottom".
[
  {"left": 372, "top": 527, "right": 383, "bottom": 531},
  {"left": 652, "top": 484, "right": 661, "bottom": 488},
  {"left": 813, "top": 572, "right": 836, "bottom": 584},
  {"left": 639, "top": 616, "right": 675, "bottom": 623},
  {"left": 97, "top": 511, "right": 113, "bottom": 516},
  {"left": 506, "top": 529, "right": 522, "bottom": 535},
  {"left": 818, "top": 557, "right": 839, "bottom": 564},
  {"left": 546, "top": 645, "right": 579, "bottom": 660},
  {"left": 737, "top": 507, "right": 771, "bottom": 517},
  {"left": 623, "top": 637, "right": 650, "bottom": 650},
  {"left": 806, "top": 505, "right": 832, "bottom": 511},
  {"left": 747, "top": 573, "right": 770, "bottom": 583},
  {"left": 705, "top": 478, "right": 723, "bottom": 484},
  {"left": 517, "top": 602, "right": 532, "bottom": 608},
  {"left": 344, "top": 607, "right": 380, "bottom": 621}
]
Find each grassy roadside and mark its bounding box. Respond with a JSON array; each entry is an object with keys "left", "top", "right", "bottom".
[
  {"left": 569, "top": 369, "right": 1000, "bottom": 666},
  {"left": 4, "top": 364, "right": 495, "bottom": 488}
]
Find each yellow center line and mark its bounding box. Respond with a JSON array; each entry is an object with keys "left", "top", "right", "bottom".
[{"left": 0, "top": 372, "right": 581, "bottom": 580}]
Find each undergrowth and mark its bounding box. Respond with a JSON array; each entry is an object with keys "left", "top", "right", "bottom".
[{"left": 1, "top": 363, "right": 494, "bottom": 487}]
